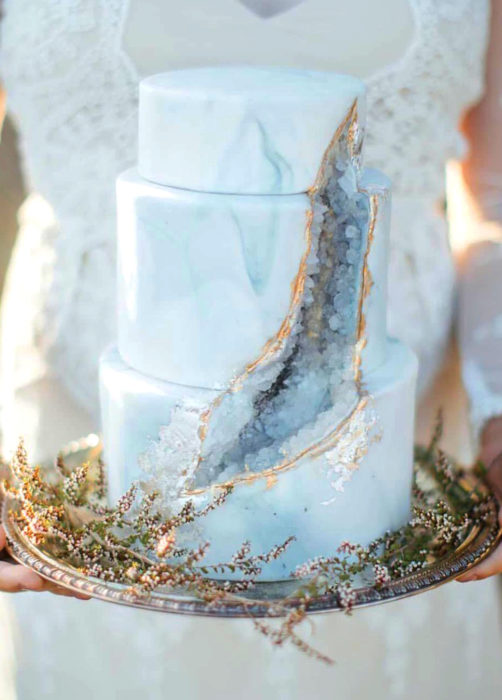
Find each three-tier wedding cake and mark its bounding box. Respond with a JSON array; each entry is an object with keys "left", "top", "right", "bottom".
[{"left": 100, "top": 67, "right": 418, "bottom": 578}]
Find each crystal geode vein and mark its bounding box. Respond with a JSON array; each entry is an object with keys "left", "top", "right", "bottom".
[{"left": 138, "top": 103, "right": 380, "bottom": 500}]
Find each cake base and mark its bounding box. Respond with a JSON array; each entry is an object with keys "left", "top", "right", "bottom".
[
  {"left": 3, "top": 429, "right": 499, "bottom": 613},
  {"left": 100, "top": 340, "right": 417, "bottom": 579}
]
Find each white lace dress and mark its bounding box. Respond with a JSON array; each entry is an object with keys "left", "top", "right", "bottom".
[{"left": 1, "top": 1, "right": 502, "bottom": 698}]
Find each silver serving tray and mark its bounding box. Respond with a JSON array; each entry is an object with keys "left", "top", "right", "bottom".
[{"left": 2, "top": 436, "right": 501, "bottom": 617}]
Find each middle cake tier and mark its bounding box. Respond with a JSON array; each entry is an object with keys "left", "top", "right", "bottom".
[{"left": 116, "top": 167, "right": 390, "bottom": 389}]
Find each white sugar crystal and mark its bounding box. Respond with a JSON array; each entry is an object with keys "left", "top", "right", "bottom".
[{"left": 329, "top": 314, "right": 341, "bottom": 331}]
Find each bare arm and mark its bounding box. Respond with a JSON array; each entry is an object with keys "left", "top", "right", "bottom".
[{"left": 462, "top": 0, "right": 502, "bottom": 221}]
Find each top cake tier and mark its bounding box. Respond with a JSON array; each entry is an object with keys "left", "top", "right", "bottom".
[{"left": 138, "top": 67, "right": 366, "bottom": 195}]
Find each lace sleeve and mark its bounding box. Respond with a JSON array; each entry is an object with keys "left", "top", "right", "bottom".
[{"left": 458, "top": 223, "right": 502, "bottom": 445}]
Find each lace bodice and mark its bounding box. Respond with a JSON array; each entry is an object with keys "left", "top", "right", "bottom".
[{"left": 0, "top": 0, "right": 492, "bottom": 424}]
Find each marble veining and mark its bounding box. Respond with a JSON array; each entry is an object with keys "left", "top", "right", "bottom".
[
  {"left": 230, "top": 205, "right": 277, "bottom": 295},
  {"left": 116, "top": 173, "right": 309, "bottom": 388},
  {"left": 138, "top": 67, "right": 366, "bottom": 194}
]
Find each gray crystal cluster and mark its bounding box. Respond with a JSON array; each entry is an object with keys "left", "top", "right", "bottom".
[{"left": 194, "top": 126, "right": 370, "bottom": 487}]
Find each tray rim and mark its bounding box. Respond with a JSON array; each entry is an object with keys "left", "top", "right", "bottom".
[{"left": 2, "top": 447, "right": 501, "bottom": 618}]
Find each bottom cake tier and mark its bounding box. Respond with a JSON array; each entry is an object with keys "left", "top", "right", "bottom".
[{"left": 100, "top": 340, "right": 417, "bottom": 579}]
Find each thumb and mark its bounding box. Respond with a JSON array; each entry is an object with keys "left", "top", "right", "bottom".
[{"left": 0, "top": 524, "right": 6, "bottom": 551}]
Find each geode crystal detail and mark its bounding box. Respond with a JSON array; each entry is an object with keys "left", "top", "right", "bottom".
[{"left": 139, "top": 109, "right": 377, "bottom": 499}]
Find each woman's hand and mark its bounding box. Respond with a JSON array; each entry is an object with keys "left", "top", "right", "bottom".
[
  {"left": 0, "top": 524, "right": 90, "bottom": 598},
  {"left": 457, "top": 416, "right": 502, "bottom": 582}
]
